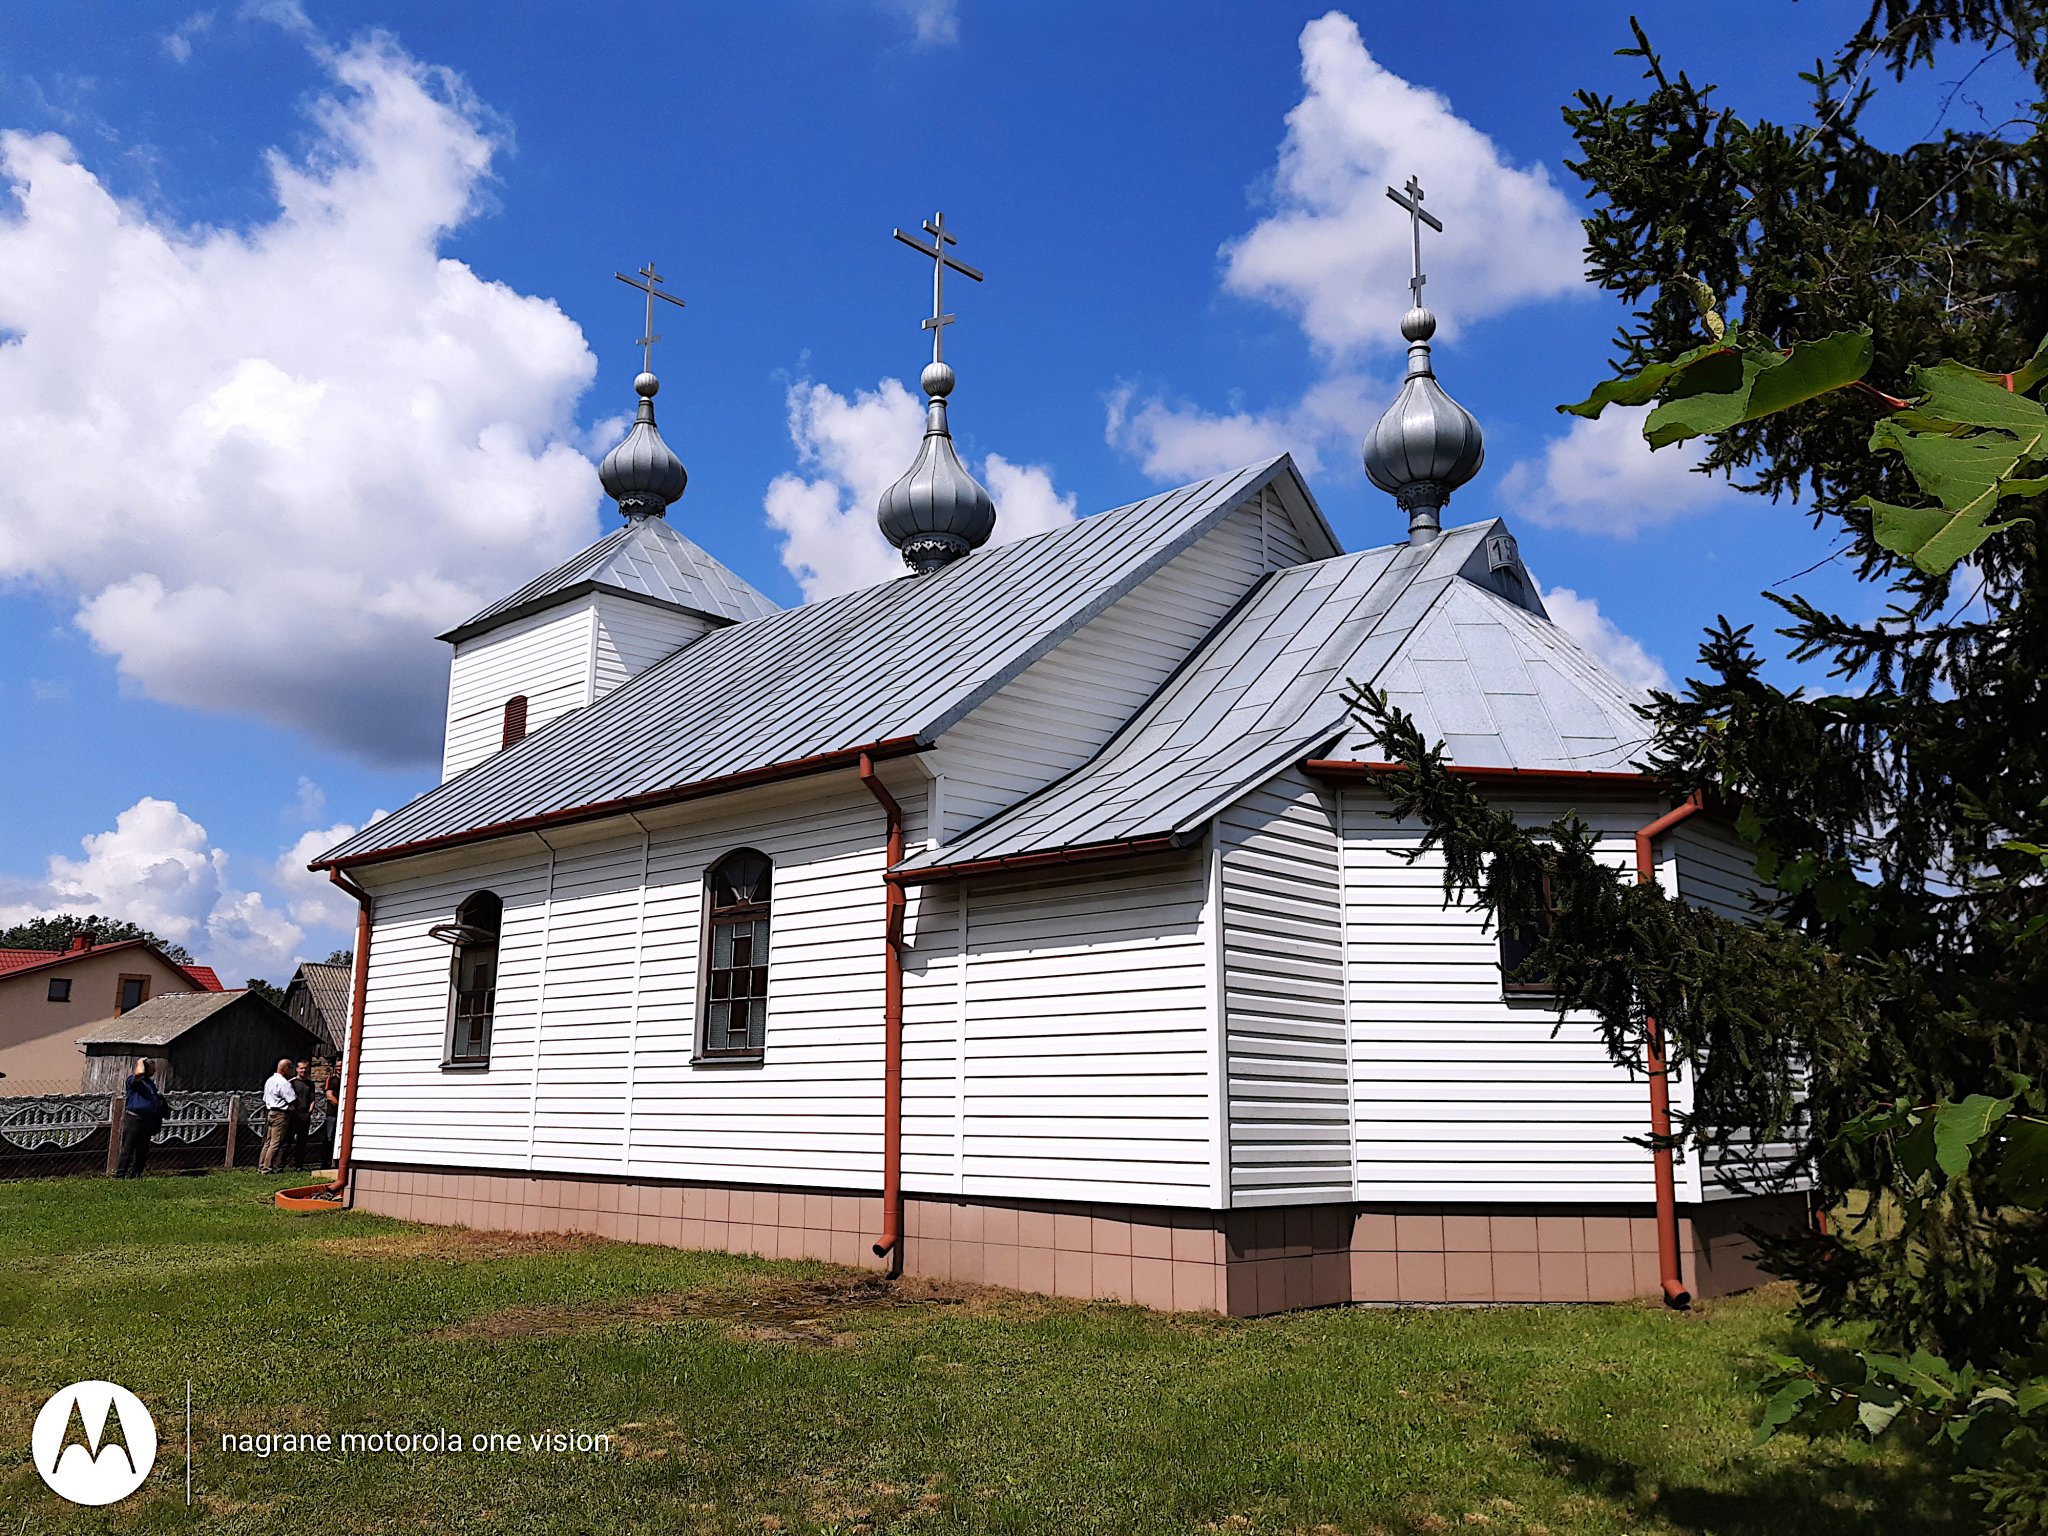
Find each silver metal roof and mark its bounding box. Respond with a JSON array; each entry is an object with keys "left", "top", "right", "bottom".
[
  {"left": 895, "top": 519, "right": 1650, "bottom": 874},
  {"left": 324, "top": 456, "right": 1326, "bottom": 868},
  {"left": 438, "top": 514, "right": 779, "bottom": 645}
]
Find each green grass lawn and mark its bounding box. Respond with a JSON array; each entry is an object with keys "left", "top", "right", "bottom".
[{"left": 1, "top": 1171, "right": 1968, "bottom": 1535}]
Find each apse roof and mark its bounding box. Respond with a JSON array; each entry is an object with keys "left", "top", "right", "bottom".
[{"left": 895, "top": 519, "right": 1653, "bottom": 875}]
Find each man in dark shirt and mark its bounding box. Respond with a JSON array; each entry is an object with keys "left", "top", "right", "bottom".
[
  {"left": 117, "top": 1057, "right": 165, "bottom": 1179},
  {"left": 283, "top": 1060, "right": 314, "bottom": 1170},
  {"left": 321, "top": 1062, "right": 343, "bottom": 1167}
]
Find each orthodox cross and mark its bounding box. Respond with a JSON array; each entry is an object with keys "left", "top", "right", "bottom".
[
  {"left": 613, "top": 261, "right": 687, "bottom": 374},
  {"left": 892, "top": 212, "right": 984, "bottom": 366},
  {"left": 1384, "top": 176, "right": 1443, "bottom": 309}
]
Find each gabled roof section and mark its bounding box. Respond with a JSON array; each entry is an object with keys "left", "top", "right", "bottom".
[
  {"left": 0, "top": 939, "right": 224, "bottom": 992},
  {"left": 438, "top": 516, "right": 780, "bottom": 645},
  {"left": 289, "top": 961, "right": 353, "bottom": 1048},
  {"left": 76, "top": 989, "right": 251, "bottom": 1048},
  {"left": 321, "top": 457, "right": 1316, "bottom": 869},
  {"left": 895, "top": 519, "right": 1652, "bottom": 877}
]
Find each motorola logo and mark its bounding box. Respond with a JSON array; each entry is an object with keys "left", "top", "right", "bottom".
[{"left": 32, "top": 1380, "right": 158, "bottom": 1506}]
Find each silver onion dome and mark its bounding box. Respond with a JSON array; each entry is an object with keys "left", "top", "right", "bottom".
[
  {"left": 878, "top": 362, "right": 995, "bottom": 573},
  {"left": 598, "top": 371, "right": 687, "bottom": 518},
  {"left": 1362, "top": 306, "right": 1484, "bottom": 544}
]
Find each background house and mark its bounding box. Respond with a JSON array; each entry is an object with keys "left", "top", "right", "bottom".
[
  {"left": 0, "top": 937, "right": 223, "bottom": 1093},
  {"left": 282, "top": 961, "right": 352, "bottom": 1057},
  {"left": 76, "top": 990, "right": 321, "bottom": 1094}
]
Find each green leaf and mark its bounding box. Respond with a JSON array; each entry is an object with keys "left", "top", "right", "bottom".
[
  {"left": 1913, "top": 360, "right": 2048, "bottom": 435},
  {"left": 1756, "top": 1378, "right": 1819, "bottom": 1441},
  {"left": 1560, "top": 331, "right": 1742, "bottom": 418},
  {"left": 1864, "top": 493, "right": 2012, "bottom": 575},
  {"left": 2011, "top": 333, "right": 2048, "bottom": 394},
  {"left": 1895, "top": 1116, "right": 1939, "bottom": 1183},
  {"left": 1639, "top": 330, "right": 1875, "bottom": 449},
  {"left": 1998, "top": 1117, "right": 2048, "bottom": 1205},
  {"left": 1936, "top": 1094, "right": 2014, "bottom": 1179},
  {"left": 2015, "top": 1381, "right": 2048, "bottom": 1416},
  {"left": 1747, "top": 328, "right": 1877, "bottom": 418},
  {"left": 1857, "top": 1389, "right": 1905, "bottom": 1437}
]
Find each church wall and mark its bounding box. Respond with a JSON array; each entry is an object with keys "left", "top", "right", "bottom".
[
  {"left": 907, "top": 849, "right": 1220, "bottom": 1207},
  {"left": 1336, "top": 788, "right": 1698, "bottom": 1205},
  {"left": 1217, "top": 770, "right": 1352, "bottom": 1206},
  {"left": 346, "top": 770, "right": 927, "bottom": 1188},
  {"left": 1666, "top": 816, "right": 1810, "bottom": 1202},
  {"left": 928, "top": 489, "right": 1311, "bottom": 843},
  {"left": 590, "top": 590, "right": 716, "bottom": 695},
  {"left": 441, "top": 604, "right": 599, "bottom": 781}
]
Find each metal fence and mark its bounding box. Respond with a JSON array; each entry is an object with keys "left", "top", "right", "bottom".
[{"left": 0, "top": 1090, "right": 331, "bottom": 1181}]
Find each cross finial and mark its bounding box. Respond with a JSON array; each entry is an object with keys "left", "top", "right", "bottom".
[
  {"left": 613, "top": 260, "right": 687, "bottom": 375},
  {"left": 892, "top": 212, "right": 985, "bottom": 369},
  {"left": 1384, "top": 176, "right": 1443, "bottom": 310}
]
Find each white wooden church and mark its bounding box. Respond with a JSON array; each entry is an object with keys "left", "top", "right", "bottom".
[{"left": 316, "top": 203, "right": 1803, "bottom": 1314}]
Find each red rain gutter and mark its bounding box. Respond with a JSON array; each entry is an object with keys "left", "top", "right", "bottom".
[
  {"left": 315, "top": 737, "right": 927, "bottom": 874},
  {"left": 857, "top": 753, "right": 908, "bottom": 1272},
  {"left": 888, "top": 833, "right": 1184, "bottom": 887},
  {"left": 1634, "top": 793, "right": 1706, "bottom": 1308},
  {"left": 277, "top": 869, "right": 373, "bottom": 1210}
]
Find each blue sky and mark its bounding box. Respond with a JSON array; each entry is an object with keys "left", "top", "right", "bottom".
[{"left": 0, "top": 1, "right": 2018, "bottom": 981}]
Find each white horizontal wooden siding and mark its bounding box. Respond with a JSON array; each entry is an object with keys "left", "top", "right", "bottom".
[
  {"left": 929, "top": 491, "right": 1316, "bottom": 842},
  {"left": 442, "top": 604, "right": 597, "bottom": 781},
  {"left": 1668, "top": 816, "right": 1810, "bottom": 1198},
  {"left": 933, "top": 851, "right": 1219, "bottom": 1206},
  {"left": 1341, "top": 789, "right": 1689, "bottom": 1203},
  {"left": 349, "top": 772, "right": 923, "bottom": 1192},
  {"left": 591, "top": 590, "right": 714, "bottom": 696},
  {"left": 1219, "top": 771, "right": 1351, "bottom": 1204}
]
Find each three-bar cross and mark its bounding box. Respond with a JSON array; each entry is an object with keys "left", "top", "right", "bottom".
[
  {"left": 1384, "top": 176, "right": 1443, "bottom": 310},
  {"left": 613, "top": 261, "right": 687, "bottom": 374},
  {"left": 892, "top": 212, "right": 984, "bottom": 366}
]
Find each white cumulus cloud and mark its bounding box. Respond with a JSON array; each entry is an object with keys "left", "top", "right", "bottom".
[
  {"left": 1104, "top": 373, "right": 1381, "bottom": 482},
  {"left": 1536, "top": 583, "right": 1671, "bottom": 696},
  {"left": 275, "top": 819, "right": 378, "bottom": 932},
  {"left": 1497, "top": 406, "right": 1730, "bottom": 537},
  {"left": 0, "top": 31, "right": 607, "bottom": 766},
  {"left": 764, "top": 378, "right": 1077, "bottom": 601},
  {"left": 1109, "top": 11, "right": 1584, "bottom": 484},
  {"left": 0, "top": 797, "right": 329, "bottom": 983},
  {"left": 1222, "top": 12, "right": 1584, "bottom": 357}
]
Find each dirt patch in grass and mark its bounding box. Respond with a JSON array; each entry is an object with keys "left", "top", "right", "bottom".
[
  {"left": 430, "top": 1272, "right": 986, "bottom": 1345},
  {"left": 318, "top": 1228, "right": 602, "bottom": 1262}
]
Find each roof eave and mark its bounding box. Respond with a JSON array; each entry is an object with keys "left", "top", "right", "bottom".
[
  {"left": 317, "top": 734, "right": 931, "bottom": 874},
  {"left": 438, "top": 579, "right": 742, "bottom": 646},
  {"left": 888, "top": 829, "right": 1197, "bottom": 886}
]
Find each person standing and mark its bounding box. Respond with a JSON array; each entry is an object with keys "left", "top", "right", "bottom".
[
  {"left": 284, "top": 1060, "right": 314, "bottom": 1170},
  {"left": 321, "top": 1061, "right": 343, "bottom": 1167},
  {"left": 116, "top": 1058, "right": 164, "bottom": 1179},
  {"left": 259, "top": 1058, "right": 295, "bottom": 1173}
]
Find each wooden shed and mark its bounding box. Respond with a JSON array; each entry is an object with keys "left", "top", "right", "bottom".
[{"left": 76, "top": 990, "right": 322, "bottom": 1095}]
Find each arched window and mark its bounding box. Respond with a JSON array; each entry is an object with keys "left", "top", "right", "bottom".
[
  {"left": 501, "top": 694, "right": 529, "bottom": 750},
  {"left": 698, "top": 849, "right": 771, "bottom": 1060},
  {"left": 431, "top": 890, "right": 502, "bottom": 1066}
]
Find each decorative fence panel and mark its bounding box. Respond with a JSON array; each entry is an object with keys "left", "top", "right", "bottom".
[{"left": 0, "top": 1092, "right": 331, "bottom": 1180}]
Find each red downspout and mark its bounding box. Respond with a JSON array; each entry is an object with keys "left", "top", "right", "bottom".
[
  {"left": 858, "top": 753, "right": 907, "bottom": 1271},
  {"left": 278, "top": 870, "right": 372, "bottom": 1208},
  {"left": 1635, "top": 793, "right": 1706, "bottom": 1307}
]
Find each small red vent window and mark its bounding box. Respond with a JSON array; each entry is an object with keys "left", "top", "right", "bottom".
[{"left": 501, "top": 694, "right": 529, "bottom": 750}]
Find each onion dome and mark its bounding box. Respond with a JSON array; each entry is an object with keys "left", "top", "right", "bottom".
[
  {"left": 878, "top": 361, "right": 996, "bottom": 573},
  {"left": 1363, "top": 307, "right": 1484, "bottom": 545},
  {"left": 598, "top": 371, "right": 687, "bottom": 519}
]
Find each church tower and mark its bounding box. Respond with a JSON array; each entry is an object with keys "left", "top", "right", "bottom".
[{"left": 435, "top": 262, "right": 778, "bottom": 782}]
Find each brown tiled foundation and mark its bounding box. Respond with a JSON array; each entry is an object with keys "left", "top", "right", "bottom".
[{"left": 351, "top": 1164, "right": 1805, "bottom": 1315}]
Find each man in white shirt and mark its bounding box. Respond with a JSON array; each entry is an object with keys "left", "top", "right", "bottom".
[{"left": 259, "top": 1058, "right": 296, "bottom": 1174}]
